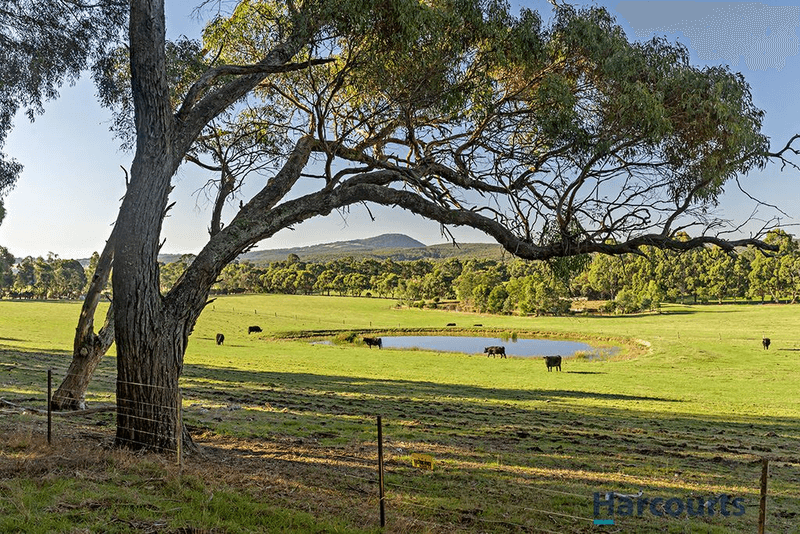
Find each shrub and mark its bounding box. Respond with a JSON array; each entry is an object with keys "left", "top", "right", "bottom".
[
  {"left": 333, "top": 331, "right": 360, "bottom": 344},
  {"left": 614, "top": 288, "right": 640, "bottom": 314}
]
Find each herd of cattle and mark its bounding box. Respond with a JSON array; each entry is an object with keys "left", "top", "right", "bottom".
[
  {"left": 214, "top": 327, "right": 565, "bottom": 370},
  {"left": 352, "top": 337, "right": 562, "bottom": 370},
  {"left": 215, "top": 325, "right": 262, "bottom": 345},
  {"left": 480, "top": 346, "right": 560, "bottom": 371},
  {"left": 215, "top": 324, "right": 775, "bottom": 371}
]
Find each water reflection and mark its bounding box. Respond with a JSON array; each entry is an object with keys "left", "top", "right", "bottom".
[{"left": 379, "top": 335, "right": 613, "bottom": 358}]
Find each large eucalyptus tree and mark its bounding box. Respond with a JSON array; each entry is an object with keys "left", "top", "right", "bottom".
[{"left": 54, "top": 0, "right": 799, "bottom": 451}]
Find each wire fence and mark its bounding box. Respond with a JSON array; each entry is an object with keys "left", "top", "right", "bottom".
[{"left": 2, "top": 359, "right": 798, "bottom": 533}]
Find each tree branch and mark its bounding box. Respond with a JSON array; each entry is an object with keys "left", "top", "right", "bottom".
[
  {"left": 767, "top": 133, "right": 800, "bottom": 172},
  {"left": 176, "top": 57, "right": 334, "bottom": 120}
]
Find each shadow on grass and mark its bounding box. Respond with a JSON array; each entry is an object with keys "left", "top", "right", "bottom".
[
  {"left": 3, "top": 348, "right": 799, "bottom": 534},
  {"left": 182, "top": 364, "right": 679, "bottom": 405},
  {"left": 179, "top": 362, "right": 800, "bottom": 460},
  {"left": 179, "top": 361, "right": 800, "bottom": 534}
]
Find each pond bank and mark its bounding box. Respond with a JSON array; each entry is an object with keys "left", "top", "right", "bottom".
[
  {"left": 378, "top": 335, "right": 613, "bottom": 358},
  {"left": 281, "top": 327, "right": 644, "bottom": 360}
]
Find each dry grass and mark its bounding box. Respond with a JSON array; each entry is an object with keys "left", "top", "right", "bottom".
[{"left": 0, "top": 415, "right": 384, "bottom": 533}]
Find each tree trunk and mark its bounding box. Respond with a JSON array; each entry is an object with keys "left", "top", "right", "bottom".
[
  {"left": 114, "top": 309, "right": 196, "bottom": 452},
  {"left": 52, "top": 231, "right": 116, "bottom": 411},
  {"left": 52, "top": 304, "right": 115, "bottom": 410},
  {"left": 113, "top": 0, "right": 189, "bottom": 452},
  {"left": 110, "top": 0, "right": 289, "bottom": 453}
]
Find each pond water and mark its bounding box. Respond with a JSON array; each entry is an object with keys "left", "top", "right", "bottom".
[{"left": 379, "top": 335, "right": 613, "bottom": 359}]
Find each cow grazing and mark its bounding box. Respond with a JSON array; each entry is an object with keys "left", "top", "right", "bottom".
[
  {"left": 215, "top": 333, "right": 225, "bottom": 345},
  {"left": 446, "top": 323, "right": 456, "bottom": 326},
  {"left": 762, "top": 337, "right": 771, "bottom": 350},
  {"left": 545, "top": 355, "right": 562, "bottom": 372},
  {"left": 484, "top": 346, "right": 506, "bottom": 358},
  {"left": 248, "top": 325, "right": 262, "bottom": 334},
  {"left": 363, "top": 336, "right": 382, "bottom": 349}
]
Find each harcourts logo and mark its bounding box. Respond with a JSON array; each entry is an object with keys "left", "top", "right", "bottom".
[{"left": 593, "top": 490, "right": 745, "bottom": 525}]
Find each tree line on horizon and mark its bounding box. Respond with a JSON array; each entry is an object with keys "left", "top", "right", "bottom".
[
  {"left": 3, "top": 230, "right": 798, "bottom": 312},
  {"left": 0, "top": 250, "right": 88, "bottom": 300}
]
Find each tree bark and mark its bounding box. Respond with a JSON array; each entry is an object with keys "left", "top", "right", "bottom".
[
  {"left": 113, "top": 0, "right": 188, "bottom": 452},
  {"left": 52, "top": 231, "right": 115, "bottom": 411}
]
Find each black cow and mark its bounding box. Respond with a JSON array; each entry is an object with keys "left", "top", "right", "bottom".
[
  {"left": 363, "top": 337, "right": 382, "bottom": 349},
  {"left": 545, "top": 355, "right": 562, "bottom": 372},
  {"left": 248, "top": 325, "right": 262, "bottom": 334},
  {"left": 762, "top": 337, "right": 771, "bottom": 350},
  {"left": 484, "top": 346, "right": 506, "bottom": 358},
  {"left": 215, "top": 333, "right": 225, "bottom": 345},
  {"left": 446, "top": 323, "right": 456, "bottom": 327}
]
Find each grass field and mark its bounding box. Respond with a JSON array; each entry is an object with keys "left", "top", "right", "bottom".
[{"left": 1, "top": 295, "right": 799, "bottom": 533}]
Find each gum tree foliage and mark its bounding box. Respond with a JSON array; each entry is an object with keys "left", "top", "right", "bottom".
[
  {"left": 51, "top": 0, "right": 798, "bottom": 451},
  {"left": 2, "top": 253, "right": 87, "bottom": 298},
  {"left": 0, "top": 246, "right": 14, "bottom": 290},
  {"left": 748, "top": 229, "right": 799, "bottom": 303},
  {"left": 0, "top": 0, "right": 126, "bottom": 209}
]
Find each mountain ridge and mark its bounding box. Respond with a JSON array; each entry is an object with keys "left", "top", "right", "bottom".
[
  {"left": 56, "top": 233, "right": 504, "bottom": 266},
  {"left": 245, "top": 233, "right": 427, "bottom": 258},
  {"left": 236, "top": 233, "right": 504, "bottom": 263}
]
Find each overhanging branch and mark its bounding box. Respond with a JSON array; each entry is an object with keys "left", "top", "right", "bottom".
[
  {"left": 344, "top": 185, "right": 780, "bottom": 259},
  {"left": 177, "top": 57, "right": 335, "bottom": 119}
]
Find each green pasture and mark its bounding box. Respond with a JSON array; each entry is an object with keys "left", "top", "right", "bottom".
[
  {"left": 187, "top": 295, "right": 800, "bottom": 414},
  {"left": 1, "top": 296, "right": 799, "bottom": 533}
]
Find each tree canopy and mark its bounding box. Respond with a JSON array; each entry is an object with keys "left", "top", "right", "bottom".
[
  {"left": 0, "top": 0, "right": 126, "bottom": 204},
  {"left": 105, "top": 0, "right": 792, "bottom": 265}
]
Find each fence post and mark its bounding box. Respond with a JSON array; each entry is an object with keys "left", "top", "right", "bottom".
[
  {"left": 759, "top": 458, "right": 769, "bottom": 534},
  {"left": 377, "top": 415, "right": 385, "bottom": 527},
  {"left": 177, "top": 389, "right": 183, "bottom": 471},
  {"left": 47, "top": 369, "right": 52, "bottom": 445}
]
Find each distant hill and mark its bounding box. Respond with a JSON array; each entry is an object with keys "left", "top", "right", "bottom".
[
  {"left": 240, "top": 233, "right": 426, "bottom": 263},
  {"left": 237, "top": 234, "right": 506, "bottom": 264},
  {"left": 67, "top": 233, "right": 506, "bottom": 266}
]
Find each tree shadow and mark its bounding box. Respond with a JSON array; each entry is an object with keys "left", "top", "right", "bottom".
[
  {"left": 181, "top": 364, "right": 678, "bottom": 405},
  {"left": 178, "top": 361, "right": 800, "bottom": 517}
]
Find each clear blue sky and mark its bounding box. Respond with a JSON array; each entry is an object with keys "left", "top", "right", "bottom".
[{"left": 1, "top": 0, "right": 798, "bottom": 259}]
